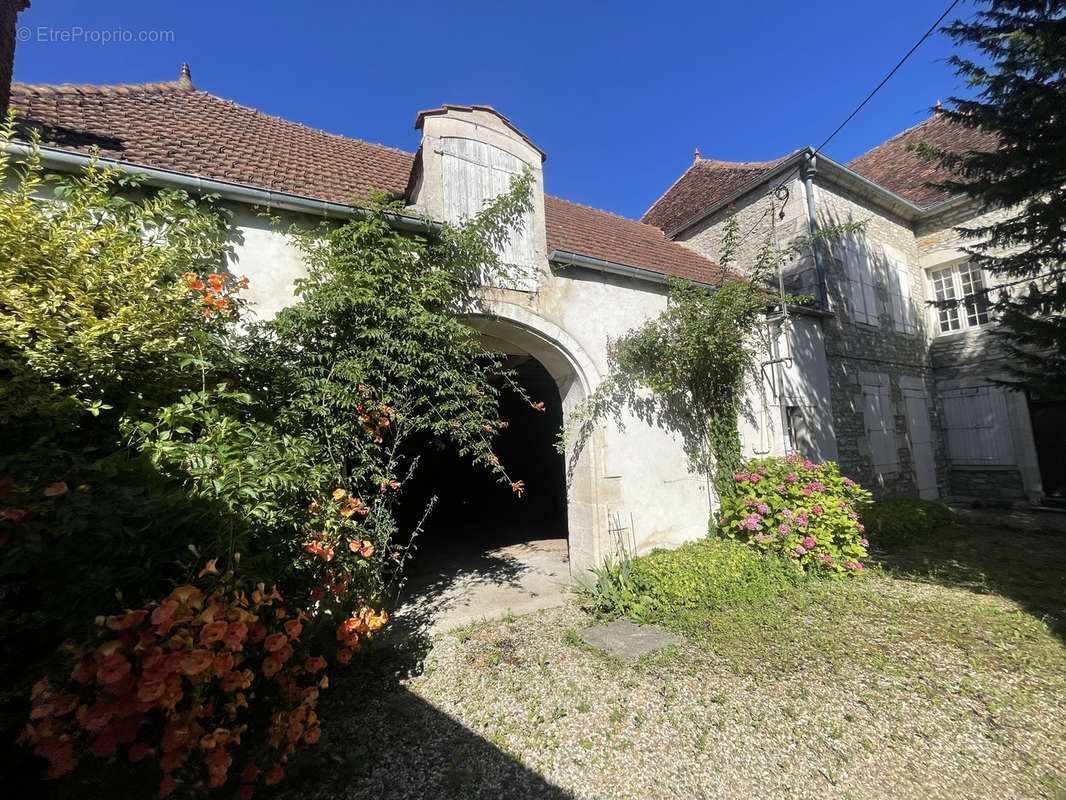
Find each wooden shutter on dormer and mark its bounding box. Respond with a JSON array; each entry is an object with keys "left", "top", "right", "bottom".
[{"left": 440, "top": 137, "right": 537, "bottom": 291}]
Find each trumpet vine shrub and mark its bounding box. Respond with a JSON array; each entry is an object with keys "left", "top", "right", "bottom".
[
  {"left": 717, "top": 455, "right": 872, "bottom": 573},
  {"left": 1, "top": 113, "right": 537, "bottom": 797}
]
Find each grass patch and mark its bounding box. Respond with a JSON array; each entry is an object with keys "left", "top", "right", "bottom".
[
  {"left": 862, "top": 496, "right": 956, "bottom": 545},
  {"left": 871, "top": 522, "right": 1066, "bottom": 639}
]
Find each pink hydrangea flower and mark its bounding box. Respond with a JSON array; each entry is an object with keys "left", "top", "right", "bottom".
[
  {"left": 744, "top": 496, "right": 755, "bottom": 506},
  {"left": 734, "top": 473, "right": 749, "bottom": 482},
  {"left": 812, "top": 505, "right": 823, "bottom": 514},
  {"left": 749, "top": 473, "right": 763, "bottom": 483},
  {"left": 795, "top": 544, "right": 807, "bottom": 555},
  {"left": 776, "top": 484, "right": 786, "bottom": 494},
  {"left": 843, "top": 477, "right": 855, "bottom": 486},
  {"left": 757, "top": 466, "right": 768, "bottom": 475},
  {"left": 856, "top": 523, "right": 865, "bottom": 533},
  {"left": 754, "top": 533, "right": 764, "bottom": 543},
  {"left": 778, "top": 523, "right": 790, "bottom": 534},
  {"left": 859, "top": 538, "right": 869, "bottom": 548},
  {"left": 821, "top": 554, "right": 833, "bottom": 563},
  {"left": 802, "top": 488, "right": 812, "bottom": 496},
  {"left": 785, "top": 473, "right": 797, "bottom": 483},
  {"left": 803, "top": 536, "right": 816, "bottom": 549},
  {"left": 757, "top": 503, "right": 769, "bottom": 514}
]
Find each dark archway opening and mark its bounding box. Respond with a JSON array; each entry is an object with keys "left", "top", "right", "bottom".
[{"left": 397, "top": 356, "right": 569, "bottom": 573}]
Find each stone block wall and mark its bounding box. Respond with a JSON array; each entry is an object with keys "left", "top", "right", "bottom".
[{"left": 666, "top": 167, "right": 1043, "bottom": 505}]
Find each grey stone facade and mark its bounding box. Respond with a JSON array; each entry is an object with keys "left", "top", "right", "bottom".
[{"left": 669, "top": 158, "right": 1046, "bottom": 505}]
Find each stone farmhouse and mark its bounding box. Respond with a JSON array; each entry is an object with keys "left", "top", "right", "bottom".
[{"left": 4, "top": 64, "right": 1060, "bottom": 572}]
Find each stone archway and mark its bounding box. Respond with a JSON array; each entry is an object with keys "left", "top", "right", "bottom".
[{"left": 464, "top": 301, "right": 605, "bottom": 575}]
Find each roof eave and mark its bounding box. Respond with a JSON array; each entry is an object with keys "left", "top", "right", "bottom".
[
  {"left": 5, "top": 141, "right": 439, "bottom": 233},
  {"left": 664, "top": 147, "right": 969, "bottom": 238},
  {"left": 548, "top": 249, "right": 721, "bottom": 291}
]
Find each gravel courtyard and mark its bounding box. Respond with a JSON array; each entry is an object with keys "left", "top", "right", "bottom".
[{"left": 275, "top": 558, "right": 1066, "bottom": 800}]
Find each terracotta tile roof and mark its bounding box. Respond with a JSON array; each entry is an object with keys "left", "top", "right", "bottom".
[
  {"left": 9, "top": 74, "right": 729, "bottom": 286},
  {"left": 545, "top": 195, "right": 734, "bottom": 285},
  {"left": 847, "top": 113, "right": 998, "bottom": 207},
  {"left": 9, "top": 78, "right": 414, "bottom": 204},
  {"left": 641, "top": 153, "right": 797, "bottom": 233}
]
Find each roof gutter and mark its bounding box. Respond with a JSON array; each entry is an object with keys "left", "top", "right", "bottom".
[
  {"left": 802, "top": 153, "right": 829, "bottom": 310},
  {"left": 2, "top": 142, "right": 441, "bottom": 234},
  {"left": 549, "top": 249, "right": 719, "bottom": 291}
]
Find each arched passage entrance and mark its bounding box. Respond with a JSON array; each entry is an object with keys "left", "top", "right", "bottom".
[
  {"left": 464, "top": 302, "right": 603, "bottom": 575},
  {"left": 397, "top": 303, "right": 603, "bottom": 613}
]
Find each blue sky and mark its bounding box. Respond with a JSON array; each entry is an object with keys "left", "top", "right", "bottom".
[{"left": 11, "top": 0, "right": 975, "bottom": 221}]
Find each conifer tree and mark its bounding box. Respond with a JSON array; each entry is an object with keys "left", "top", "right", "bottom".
[{"left": 931, "top": 1, "right": 1066, "bottom": 396}]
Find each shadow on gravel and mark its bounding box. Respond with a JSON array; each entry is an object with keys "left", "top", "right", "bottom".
[
  {"left": 872, "top": 522, "right": 1066, "bottom": 641},
  {"left": 263, "top": 623, "right": 573, "bottom": 800}
]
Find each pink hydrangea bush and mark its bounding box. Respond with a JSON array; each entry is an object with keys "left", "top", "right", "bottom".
[{"left": 717, "top": 454, "right": 872, "bottom": 574}]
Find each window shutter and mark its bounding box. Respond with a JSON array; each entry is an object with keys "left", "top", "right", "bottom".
[
  {"left": 890, "top": 262, "right": 916, "bottom": 334},
  {"left": 939, "top": 384, "right": 1015, "bottom": 465},
  {"left": 847, "top": 241, "right": 878, "bottom": 326},
  {"left": 440, "top": 137, "right": 537, "bottom": 291},
  {"left": 860, "top": 373, "right": 896, "bottom": 473}
]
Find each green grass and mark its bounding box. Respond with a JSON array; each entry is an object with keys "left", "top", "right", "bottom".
[
  {"left": 582, "top": 520, "right": 1066, "bottom": 684},
  {"left": 862, "top": 496, "right": 957, "bottom": 545},
  {"left": 871, "top": 523, "right": 1065, "bottom": 638}
]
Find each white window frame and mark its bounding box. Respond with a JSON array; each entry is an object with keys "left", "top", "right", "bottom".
[{"left": 927, "top": 261, "right": 991, "bottom": 335}]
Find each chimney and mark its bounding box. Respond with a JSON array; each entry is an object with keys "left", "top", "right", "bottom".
[{"left": 1, "top": 1, "right": 30, "bottom": 114}]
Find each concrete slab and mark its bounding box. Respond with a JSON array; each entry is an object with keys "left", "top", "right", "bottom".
[
  {"left": 393, "top": 539, "right": 570, "bottom": 637},
  {"left": 580, "top": 618, "right": 681, "bottom": 661}
]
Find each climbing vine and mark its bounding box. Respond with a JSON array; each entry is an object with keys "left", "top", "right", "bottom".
[{"left": 569, "top": 213, "right": 813, "bottom": 503}]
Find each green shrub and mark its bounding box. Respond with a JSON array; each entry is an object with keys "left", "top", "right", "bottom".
[
  {"left": 861, "top": 497, "right": 956, "bottom": 545},
  {"left": 1, "top": 119, "right": 538, "bottom": 796},
  {"left": 581, "top": 538, "right": 801, "bottom": 624},
  {"left": 716, "top": 454, "right": 872, "bottom": 574}
]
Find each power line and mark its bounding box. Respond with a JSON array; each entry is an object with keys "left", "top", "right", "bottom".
[
  {"left": 813, "top": 0, "right": 962, "bottom": 156},
  {"left": 730, "top": 0, "right": 962, "bottom": 256}
]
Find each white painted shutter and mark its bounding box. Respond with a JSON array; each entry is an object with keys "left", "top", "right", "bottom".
[
  {"left": 440, "top": 137, "right": 536, "bottom": 291},
  {"left": 894, "top": 266, "right": 917, "bottom": 334},
  {"left": 882, "top": 245, "right": 917, "bottom": 335},
  {"left": 902, "top": 381, "right": 938, "bottom": 499},
  {"left": 861, "top": 372, "right": 897, "bottom": 473},
  {"left": 939, "top": 383, "right": 1015, "bottom": 465},
  {"left": 847, "top": 241, "right": 878, "bottom": 326}
]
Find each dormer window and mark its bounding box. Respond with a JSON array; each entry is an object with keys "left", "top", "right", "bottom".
[
  {"left": 929, "top": 262, "right": 990, "bottom": 334},
  {"left": 440, "top": 137, "right": 536, "bottom": 288}
]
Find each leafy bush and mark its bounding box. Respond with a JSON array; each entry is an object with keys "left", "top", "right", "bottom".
[
  {"left": 1, "top": 116, "right": 537, "bottom": 797},
  {"left": 580, "top": 538, "right": 801, "bottom": 624},
  {"left": 716, "top": 454, "right": 872, "bottom": 573},
  {"left": 861, "top": 497, "right": 956, "bottom": 545}
]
